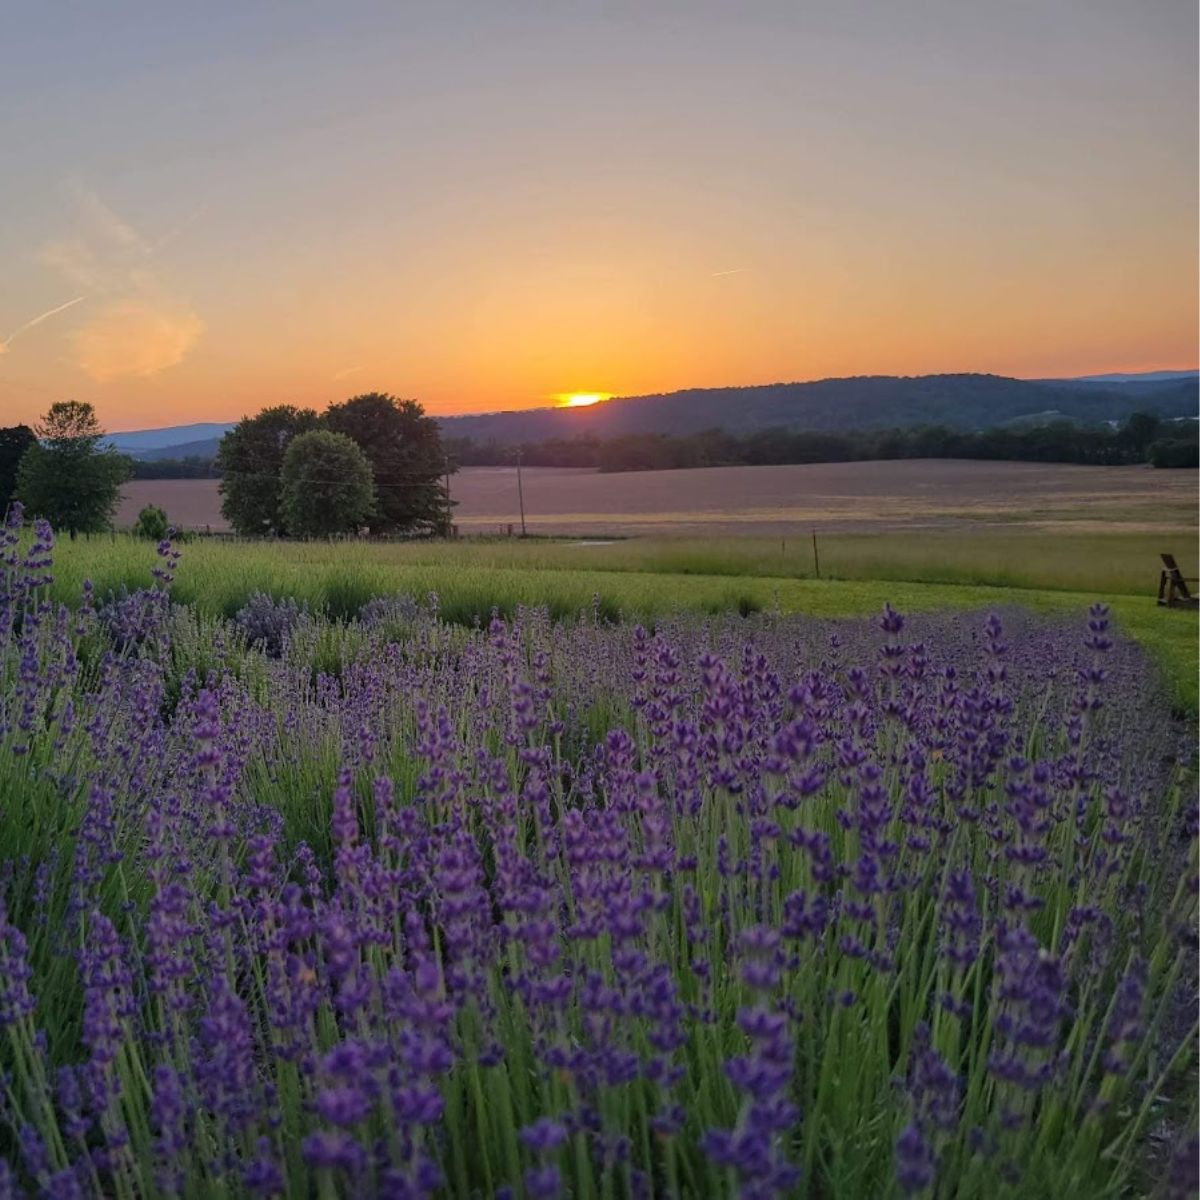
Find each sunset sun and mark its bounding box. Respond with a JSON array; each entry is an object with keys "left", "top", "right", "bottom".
[{"left": 556, "top": 392, "right": 611, "bottom": 408}]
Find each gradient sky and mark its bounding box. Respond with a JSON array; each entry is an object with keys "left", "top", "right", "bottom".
[{"left": 1, "top": 1, "right": 1196, "bottom": 431}]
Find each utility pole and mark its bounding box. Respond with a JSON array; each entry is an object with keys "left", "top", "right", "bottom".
[
  {"left": 515, "top": 448, "right": 527, "bottom": 537},
  {"left": 442, "top": 452, "right": 452, "bottom": 537},
  {"left": 811, "top": 529, "right": 820, "bottom": 579}
]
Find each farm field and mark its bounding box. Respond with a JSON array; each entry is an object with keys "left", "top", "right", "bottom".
[
  {"left": 2, "top": 511, "right": 1197, "bottom": 1198},
  {"left": 117, "top": 459, "right": 1200, "bottom": 536}
]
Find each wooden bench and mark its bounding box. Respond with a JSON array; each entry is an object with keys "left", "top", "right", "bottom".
[{"left": 1157, "top": 553, "right": 1199, "bottom": 609}]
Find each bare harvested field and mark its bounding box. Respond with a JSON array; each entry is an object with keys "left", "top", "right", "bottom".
[{"left": 118, "top": 459, "right": 1197, "bottom": 536}]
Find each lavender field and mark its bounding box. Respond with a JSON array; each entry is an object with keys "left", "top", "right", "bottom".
[{"left": 1, "top": 508, "right": 1196, "bottom": 1199}]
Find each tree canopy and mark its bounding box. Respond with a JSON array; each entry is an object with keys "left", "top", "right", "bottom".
[
  {"left": 0, "top": 425, "right": 36, "bottom": 511},
  {"left": 279, "top": 430, "right": 375, "bottom": 537},
  {"left": 324, "top": 393, "right": 450, "bottom": 535},
  {"left": 15, "top": 402, "right": 130, "bottom": 537},
  {"left": 216, "top": 405, "right": 320, "bottom": 536},
  {"left": 216, "top": 394, "right": 451, "bottom": 536}
]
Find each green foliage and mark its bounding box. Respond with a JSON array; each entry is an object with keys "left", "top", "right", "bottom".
[
  {"left": 132, "top": 503, "right": 169, "bottom": 540},
  {"left": 216, "top": 404, "right": 320, "bottom": 535},
  {"left": 216, "top": 395, "right": 452, "bottom": 536},
  {"left": 0, "top": 424, "right": 36, "bottom": 509},
  {"left": 324, "top": 392, "right": 451, "bottom": 534},
  {"left": 14, "top": 402, "right": 130, "bottom": 536},
  {"left": 279, "top": 429, "right": 375, "bottom": 537},
  {"left": 1149, "top": 437, "right": 1200, "bottom": 468}
]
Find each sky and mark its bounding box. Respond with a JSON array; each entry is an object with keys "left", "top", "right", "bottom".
[{"left": 0, "top": 1, "right": 1196, "bottom": 432}]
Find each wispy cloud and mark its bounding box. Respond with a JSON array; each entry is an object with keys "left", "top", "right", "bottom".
[
  {"left": 710, "top": 268, "right": 748, "bottom": 277},
  {"left": 73, "top": 300, "right": 204, "bottom": 382},
  {"left": 333, "top": 365, "right": 365, "bottom": 381},
  {"left": 35, "top": 182, "right": 204, "bottom": 381},
  {"left": 0, "top": 296, "right": 85, "bottom": 355}
]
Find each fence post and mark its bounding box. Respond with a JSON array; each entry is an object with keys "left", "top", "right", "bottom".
[{"left": 516, "top": 449, "right": 527, "bottom": 537}]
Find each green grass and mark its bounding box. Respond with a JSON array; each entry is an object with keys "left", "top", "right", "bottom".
[
  {"left": 53, "top": 533, "right": 1200, "bottom": 716},
  {"left": 78, "top": 527, "right": 1200, "bottom": 596}
]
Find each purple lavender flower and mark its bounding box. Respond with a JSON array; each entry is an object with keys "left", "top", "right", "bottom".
[{"left": 895, "top": 1122, "right": 935, "bottom": 1193}]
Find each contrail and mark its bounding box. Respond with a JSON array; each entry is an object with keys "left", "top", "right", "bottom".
[
  {"left": 710, "top": 268, "right": 748, "bottom": 277},
  {"left": 0, "top": 295, "right": 85, "bottom": 352}
]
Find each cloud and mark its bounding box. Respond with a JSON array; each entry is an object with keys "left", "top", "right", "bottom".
[
  {"left": 1, "top": 296, "right": 86, "bottom": 353},
  {"left": 333, "top": 365, "right": 364, "bottom": 380},
  {"left": 73, "top": 301, "right": 204, "bottom": 382},
  {"left": 36, "top": 183, "right": 204, "bottom": 381}
]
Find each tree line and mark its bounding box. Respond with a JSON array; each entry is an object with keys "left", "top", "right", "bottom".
[
  {"left": 129, "top": 457, "right": 220, "bottom": 480},
  {"left": 3, "top": 401, "right": 1194, "bottom": 540},
  {"left": 1, "top": 393, "right": 453, "bottom": 539},
  {"left": 445, "top": 412, "right": 1198, "bottom": 472}
]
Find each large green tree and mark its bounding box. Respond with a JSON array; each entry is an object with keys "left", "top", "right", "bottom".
[
  {"left": 323, "top": 393, "right": 451, "bottom": 535},
  {"left": 0, "top": 424, "right": 36, "bottom": 512},
  {"left": 216, "top": 405, "right": 320, "bottom": 536},
  {"left": 15, "top": 402, "right": 130, "bottom": 537},
  {"left": 279, "top": 430, "right": 375, "bottom": 537}
]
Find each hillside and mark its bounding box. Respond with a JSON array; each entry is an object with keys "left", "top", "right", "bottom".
[
  {"left": 106, "top": 422, "right": 235, "bottom": 455},
  {"left": 135, "top": 436, "right": 228, "bottom": 461},
  {"left": 437, "top": 373, "right": 1198, "bottom": 445},
  {"left": 107, "top": 371, "right": 1198, "bottom": 459}
]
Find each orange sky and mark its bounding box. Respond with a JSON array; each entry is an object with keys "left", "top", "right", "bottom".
[{"left": 1, "top": 4, "right": 1196, "bottom": 432}]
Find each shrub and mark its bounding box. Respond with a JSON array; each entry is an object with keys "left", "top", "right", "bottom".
[
  {"left": 234, "top": 591, "right": 306, "bottom": 657},
  {"left": 132, "top": 503, "right": 169, "bottom": 540},
  {"left": 358, "top": 593, "right": 421, "bottom": 625}
]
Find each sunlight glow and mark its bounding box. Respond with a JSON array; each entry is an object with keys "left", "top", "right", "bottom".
[{"left": 556, "top": 392, "right": 611, "bottom": 408}]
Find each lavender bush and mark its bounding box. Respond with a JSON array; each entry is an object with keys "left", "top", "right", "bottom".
[
  {"left": 0, "top": 503, "right": 1196, "bottom": 1199},
  {"left": 235, "top": 592, "right": 308, "bottom": 658}
]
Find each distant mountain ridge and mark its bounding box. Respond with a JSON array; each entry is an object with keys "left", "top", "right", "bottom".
[
  {"left": 105, "top": 422, "right": 236, "bottom": 455},
  {"left": 106, "top": 370, "right": 1198, "bottom": 458},
  {"left": 436, "top": 371, "right": 1197, "bottom": 447},
  {"left": 1060, "top": 369, "right": 1199, "bottom": 384}
]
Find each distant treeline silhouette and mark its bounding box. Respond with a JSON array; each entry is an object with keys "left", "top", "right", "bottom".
[
  {"left": 445, "top": 413, "right": 1197, "bottom": 472},
  {"left": 128, "top": 412, "right": 1198, "bottom": 478},
  {"left": 130, "top": 457, "right": 221, "bottom": 480}
]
